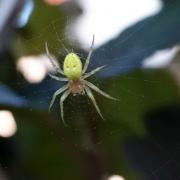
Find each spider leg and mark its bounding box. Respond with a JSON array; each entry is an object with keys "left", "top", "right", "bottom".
[
  {"left": 82, "top": 35, "right": 95, "bottom": 74},
  {"left": 49, "top": 73, "right": 68, "bottom": 81},
  {"left": 83, "top": 65, "right": 106, "bottom": 79},
  {"left": 85, "top": 86, "right": 104, "bottom": 120},
  {"left": 49, "top": 84, "right": 68, "bottom": 112},
  {"left": 60, "top": 90, "right": 71, "bottom": 126},
  {"left": 85, "top": 80, "right": 119, "bottom": 101},
  {"left": 45, "top": 42, "right": 64, "bottom": 75}
]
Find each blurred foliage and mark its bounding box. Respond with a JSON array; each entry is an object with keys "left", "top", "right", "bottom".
[
  {"left": 92, "top": 0, "right": 180, "bottom": 78},
  {"left": 9, "top": 69, "right": 180, "bottom": 180},
  {"left": 15, "top": 0, "right": 67, "bottom": 56}
]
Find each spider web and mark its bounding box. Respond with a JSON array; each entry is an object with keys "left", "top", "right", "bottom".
[{"left": 0, "top": 2, "right": 180, "bottom": 180}]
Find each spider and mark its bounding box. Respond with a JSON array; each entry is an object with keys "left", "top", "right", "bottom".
[{"left": 46, "top": 35, "right": 118, "bottom": 126}]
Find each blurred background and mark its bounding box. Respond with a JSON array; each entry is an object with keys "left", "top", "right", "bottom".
[{"left": 0, "top": 0, "right": 180, "bottom": 179}]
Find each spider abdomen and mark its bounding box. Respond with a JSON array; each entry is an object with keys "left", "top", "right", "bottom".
[{"left": 63, "top": 53, "right": 82, "bottom": 80}]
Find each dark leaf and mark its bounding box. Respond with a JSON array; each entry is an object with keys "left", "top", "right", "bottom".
[
  {"left": 0, "top": 83, "right": 27, "bottom": 107},
  {"left": 91, "top": 2, "right": 180, "bottom": 78}
]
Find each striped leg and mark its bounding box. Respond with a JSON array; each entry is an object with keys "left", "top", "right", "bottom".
[
  {"left": 85, "top": 86, "right": 104, "bottom": 120},
  {"left": 49, "top": 85, "right": 68, "bottom": 111},
  {"left": 49, "top": 74, "right": 68, "bottom": 81},
  {"left": 60, "top": 90, "right": 71, "bottom": 126},
  {"left": 85, "top": 80, "right": 119, "bottom": 101},
  {"left": 82, "top": 35, "right": 95, "bottom": 74},
  {"left": 83, "top": 65, "right": 106, "bottom": 79},
  {"left": 45, "top": 42, "right": 64, "bottom": 75}
]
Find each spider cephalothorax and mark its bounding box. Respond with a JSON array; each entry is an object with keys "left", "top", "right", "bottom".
[
  {"left": 68, "top": 79, "right": 86, "bottom": 95},
  {"left": 46, "top": 35, "right": 118, "bottom": 126}
]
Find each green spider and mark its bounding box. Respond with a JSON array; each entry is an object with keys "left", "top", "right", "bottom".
[{"left": 46, "top": 35, "right": 118, "bottom": 126}]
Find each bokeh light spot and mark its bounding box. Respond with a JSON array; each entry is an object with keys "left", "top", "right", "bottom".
[{"left": 0, "top": 110, "right": 17, "bottom": 138}]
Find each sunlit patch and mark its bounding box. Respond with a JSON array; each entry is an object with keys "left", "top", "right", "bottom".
[
  {"left": 0, "top": 110, "right": 17, "bottom": 138},
  {"left": 108, "top": 175, "right": 125, "bottom": 180},
  {"left": 142, "top": 46, "right": 180, "bottom": 68},
  {"left": 67, "top": 0, "right": 162, "bottom": 49},
  {"left": 17, "top": 55, "right": 51, "bottom": 83}
]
